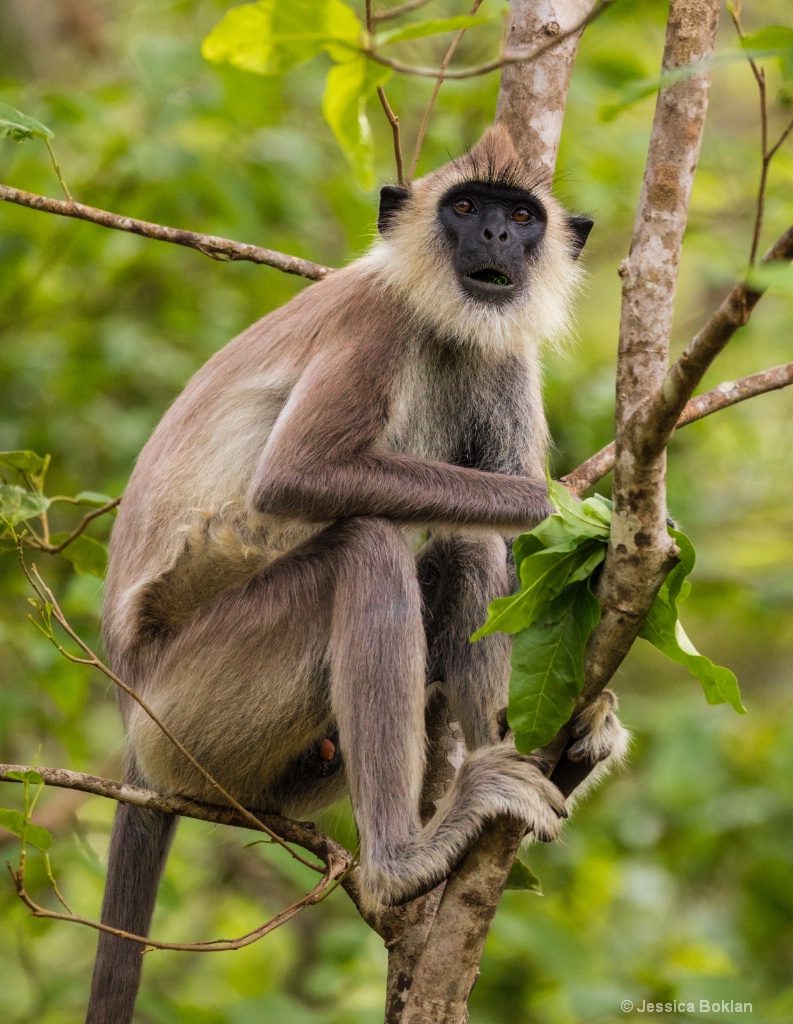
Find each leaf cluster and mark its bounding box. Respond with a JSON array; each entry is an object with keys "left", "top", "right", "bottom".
[
  {"left": 201, "top": 0, "right": 501, "bottom": 186},
  {"left": 474, "top": 483, "right": 744, "bottom": 756},
  {"left": 0, "top": 450, "right": 113, "bottom": 577}
]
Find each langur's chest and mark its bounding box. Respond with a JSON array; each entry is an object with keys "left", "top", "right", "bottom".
[{"left": 385, "top": 342, "right": 537, "bottom": 475}]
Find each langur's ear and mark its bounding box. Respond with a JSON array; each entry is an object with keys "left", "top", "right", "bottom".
[
  {"left": 378, "top": 186, "right": 411, "bottom": 235},
  {"left": 567, "top": 215, "right": 594, "bottom": 259}
]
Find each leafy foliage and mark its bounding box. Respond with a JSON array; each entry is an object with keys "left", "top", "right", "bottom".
[
  {"left": 0, "top": 451, "right": 113, "bottom": 576},
  {"left": 475, "top": 483, "right": 744, "bottom": 753},
  {"left": 201, "top": 0, "right": 504, "bottom": 186}
]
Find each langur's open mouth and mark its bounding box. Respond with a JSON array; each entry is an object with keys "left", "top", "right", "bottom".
[
  {"left": 461, "top": 264, "right": 518, "bottom": 300},
  {"left": 467, "top": 267, "right": 513, "bottom": 287}
]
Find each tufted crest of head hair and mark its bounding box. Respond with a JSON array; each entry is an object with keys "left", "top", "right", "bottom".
[
  {"left": 364, "top": 125, "right": 584, "bottom": 354},
  {"left": 435, "top": 124, "right": 552, "bottom": 196}
]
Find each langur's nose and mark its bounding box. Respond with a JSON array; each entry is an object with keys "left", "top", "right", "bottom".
[{"left": 481, "top": 214, "right": 511, "bottom": 246}]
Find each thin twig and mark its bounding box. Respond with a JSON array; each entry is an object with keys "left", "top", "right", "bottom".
[
  {"left": 729, "top": 5, "right": 793, "bottom": 266},
  {"left": 373, "top": 0, "right": 435, "bottom": 22},
  {"left": 408, "top": 0, "right": 485, "bottom": 182},
  {"left": 367, "top": 0, "right": 405, "bottom": 185},
  {"left": 27, "top": 497, "right": 120, "bottom": 555},
  {"left": 43, "top": 140, "right": 72, "bottom": 204},
  {"left": 17, "top": 554, "right": 323, "bottom": 873},
  {"left": 0, "top": 185, "right": 330, "bottom": 280},
  {"left": 366, "top": 0, "right": 612, "bottom": 80},
  {"left": 7, "top": 858, "right": 339, "bottom": 952},
  {"left": 378, "top": 88, "right": 406, "bottom": 187},
  {"left": 561, "top": 362, "right": 793, "bottom": 495}
]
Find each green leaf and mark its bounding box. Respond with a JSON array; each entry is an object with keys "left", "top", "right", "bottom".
[
  {"left": 741, "top": 26, "right": 793, "bottom": 79},
  {"left": 639, "top": 527, "right": 745, "bottom": 714},
  {"left": 7, "top": 770, "right": 44, "bottom": 784},
  {"left": 376, "top": 12, "right": 500, "bottom": 48},
  {"left": 0, "top": 485, "right": 50, "bottom": 526},
  {"left": 746, "top": 264, "right": 793, "bottom": 298},
  {"left": 202, "top": 0, "right": 361, "bottom": 77},
  {"left": 473, "top": 540, "right": 605, "bottom": 640},
  {"left": 0, "top": 103, "right": 54, "bottom": 143},
  {"left": 74, "top": 491, "right": 116, "bottom": 508},
  {"left": 639, "top": 595, "right": 745, "bottom": 714},
  {"left": 0, "top": 808, "right": 53, "bottom": 851},
  {"left": 0, "top": 808, "right": 26, "bottom": 836},
  {"left": 0, "top": 450, "right": 48, "bottom": 475},
  {"left": 508, "top": 582, "right": 601, "bottom": 753},
  {"left": 505, "top": 858, "right": 543, "bottom": 893},
  {"left": 49, "top": 533, "right": 108, "bottom": 577},
  {"left": 322, "top": 57, "right": 391, "bottom": 189}
]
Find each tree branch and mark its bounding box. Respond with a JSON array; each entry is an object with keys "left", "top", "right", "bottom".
[
  {"left": 648, "top": 225, "right": 793, "bottom": 443},
  {"left": 383, "top": 693, "right": 464, "bottom": 1023},
  {"left": 0, "top": 763, "right": 385, "bottom": 934},
  {"left": 9, "top": 856, "right": 340, "bottom": 953},
  {"left": 367, "top": 1, "right": 613, "bottom": 81},
  {"left": 562, "top": 364, "right": 793, "bottom": 495},
  {"left": 0, "top": 184, "right": 330, "bottom": 281},
  {"left": 495, "top": 0, "right": 598, "bottom": 172},
  {"left": 28, "top": 497, "right": 120, "bottom": 554},
  {"left": 578, "top": 0, "right": 721, "bottom": 706}
]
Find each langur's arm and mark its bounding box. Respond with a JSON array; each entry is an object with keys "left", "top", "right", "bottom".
[{"left": 249, "top": 341, "right": 551, "bottom": 529}]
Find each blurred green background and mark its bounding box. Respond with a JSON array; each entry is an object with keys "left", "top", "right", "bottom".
[{"left": 1, "top": 1, "right": 792, "bottom": 1022}]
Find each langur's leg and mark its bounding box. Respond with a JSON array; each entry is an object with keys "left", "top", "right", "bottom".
[
  {"left": 417, "top": 532, "right": 629, "bottom": 809},
  {"left": 417, "top": 532, "right": 512, "bottom": 749},
  {"left": 327, "top": 519, "right": 568, "bottom": 909}
]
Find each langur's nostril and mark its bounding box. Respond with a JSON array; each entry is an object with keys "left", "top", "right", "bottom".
[
  {"left": 483, "top": 228, "right": 493, "bottom": 240},
  {"left": 499, "top": 231, "right": 508, "bottom": 242}
]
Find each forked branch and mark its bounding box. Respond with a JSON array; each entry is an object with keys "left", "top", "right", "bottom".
[{"left": 563, "top": 359, "right": 793, "bottom": 495}]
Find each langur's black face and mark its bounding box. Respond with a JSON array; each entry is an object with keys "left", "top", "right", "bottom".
[{"left": 437, "top": 182, "right": 547, "bottom": 304}]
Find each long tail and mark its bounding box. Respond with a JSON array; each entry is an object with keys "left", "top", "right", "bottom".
[{"left": 86, "top": 800, "right": 177, "bottom": 1023}]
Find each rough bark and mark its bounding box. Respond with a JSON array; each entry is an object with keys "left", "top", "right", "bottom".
[
  {"left": 383, "top": 694, "right": 465, "bottom": 1023},
  {"left": 495, "top": 0, "right": 597, "bottom": 174},
  {"left": 579, "top": 0, "right": 722, "bottom": 704}
]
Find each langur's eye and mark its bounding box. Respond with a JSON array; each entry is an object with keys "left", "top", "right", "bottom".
[
  {"left": 512, "top": 208, "right": 534, "bottom": 223},
  {"left": 453, "top": 197, "right": 476, "bottom": 214}
]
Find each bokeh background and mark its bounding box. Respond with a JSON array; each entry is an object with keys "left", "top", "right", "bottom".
[{"left": 1, "top": 1, "right": 792, "bottom": 1022}]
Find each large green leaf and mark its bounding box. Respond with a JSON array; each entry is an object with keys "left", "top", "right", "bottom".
[
  {"left": 472, "top": 539, "right": 605, "bottom": 640},
  {"left": 508, "top": 582, "right": 601, "bottom": 753},
  {"left": 639, "top": 528, "right": 745, "bottom": 714},
  {"left": 322, "top": 57, "right": 391, "bottom": 189},
  {"left": 0, "top": 103, "right": 54, "bottom": 143},
  {"left": 376, "top": 12, "right": 501, "bottom": 48},
  {"left": 202, "top": 0, "right": 361, "bottom": 77},
  {"left": 0, "top": 485, "right": 50, "bottom": 526}
]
